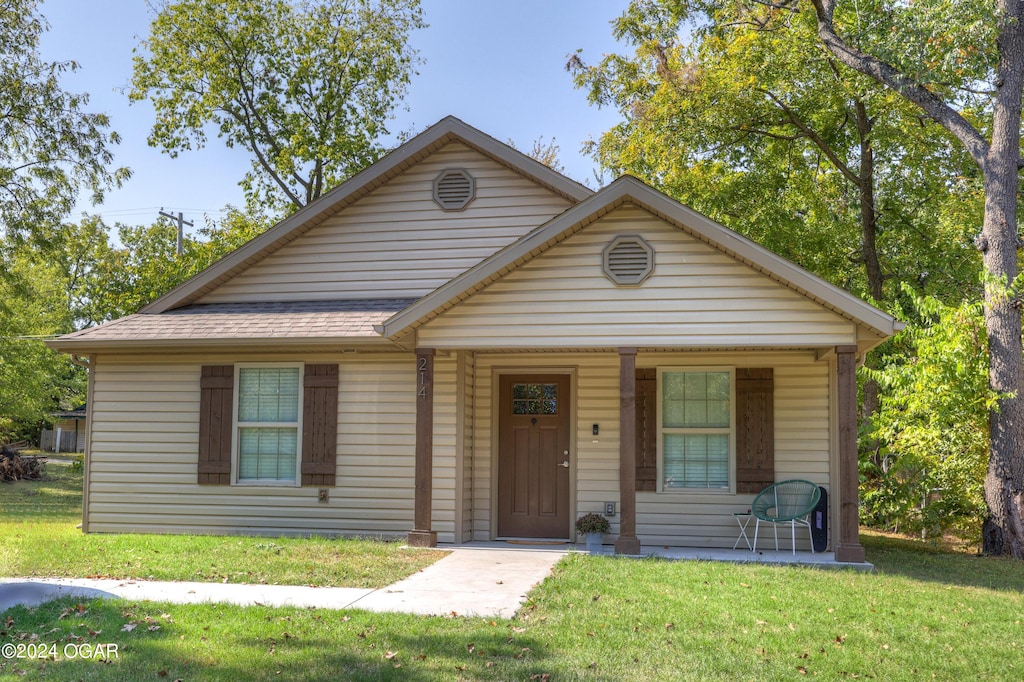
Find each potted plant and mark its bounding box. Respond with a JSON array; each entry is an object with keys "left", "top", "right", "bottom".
[{"left": 575, "top": 512, "right": 611, "bottom": 553}]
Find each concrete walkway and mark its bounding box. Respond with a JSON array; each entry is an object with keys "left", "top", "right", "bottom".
[
  {"left": 0, "top": 545, "right": 567, "bottom": 618},
  {"left": 0, "top": 541, "right": 867, "bottom": 617}
]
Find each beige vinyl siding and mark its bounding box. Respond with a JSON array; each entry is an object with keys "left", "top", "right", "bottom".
[
  {"left": 431, "top": 355, "right": 457, "bottom": 541},
  {"left": 85, "top": 352, "right": 464, "bottom": 542},
  {"left": 197, "top": 142, "right": 573, "bottom": 304},
  {"left": 456, "top": 350, "right": 476, "bottom": 542},
  {"left": 471, "top": 351, "right": 829, "bottom": 549},
  {"left": 635, "top": 352, "right": 829, "bottom": 551},
  {"left": 419, "top": 206, "right": 858, "bottom": 348}
]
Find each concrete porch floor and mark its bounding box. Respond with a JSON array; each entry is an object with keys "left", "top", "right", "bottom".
[{"left": 450, "top": 541, "right": 873, "bottom": 571}]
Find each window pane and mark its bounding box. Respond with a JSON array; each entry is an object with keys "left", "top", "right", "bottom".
[
  {"left": 238, "top": 368, "right": 299, "bottom": 423},
  {"left": 663, "top": 371, "right": 729, "bottom": 429},
  {"left": 238, "top": 427, "right": 297, "bottom": 481},
  {"left": 707, "top": 372, "right": 730, "bottom": 400},
  {"left": 663, "top": 433, "right": 728, "bottom": 489},
  {"left": 512, "top": 383, "right": 558, "bottom": 414},
  {"left": 663, "top": 373, "right": 685, "bottom": 401},
  {"left": 706, "top": 400, "right": 729, "bottom": 428},
  {"left": 683, "top": 400, "right": 708, "bottom": 427},
  {"left": 684, "top": 372, "right": 706, "bottom": 400}
]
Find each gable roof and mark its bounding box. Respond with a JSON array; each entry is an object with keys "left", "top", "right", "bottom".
[
  {"left": 380, "top": 176, "right": 903, "bottom": 341},
  {"left": 142, "top": 116, "right": 593, "bottom": 315}
]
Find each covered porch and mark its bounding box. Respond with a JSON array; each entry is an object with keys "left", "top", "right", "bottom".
[{"left": 404, "top": 345, "right": 868, "bottom": 564}]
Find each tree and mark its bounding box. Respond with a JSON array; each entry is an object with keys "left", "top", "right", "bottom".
[
  {"left": 0, "top": 245, "right": 88, "bottom": 442},
  {"left": 569, "top": 1, "right": 979, "bottom": 306},
  {"left": 801, "top": 0, "right": 1024, "bottom": 557},
  {"left": 130, "top": 0, "right": 425, "bottom": 214},
  {"left": 0, "top": 0, "right": 128, "bottom": 242},
  {"left": 508, "top": 136, "right": 567, "bottom": 175},
  {"left": 574, "top": 0, "right": 1024, "bottom": 557},
  {"left": 863, "top": 287, "right": 993, "bottom": 541},
  {"left": 92, "top": 208, "right": 273, "bottom": 320}
]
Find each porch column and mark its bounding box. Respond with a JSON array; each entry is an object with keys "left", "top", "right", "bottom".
[
  {"left": 616, "top": 348, "right": 642, "bottom": 555},
  {"left": 408, "top": 348, "right": 438, "bottom": 547},
  {"left": 835, "top": 345, "right": 866, "bottom": 563}
]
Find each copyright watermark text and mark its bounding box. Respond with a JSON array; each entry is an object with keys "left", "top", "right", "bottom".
[{"left": 2, "top": 641, "right": 119, "bottom": 660}]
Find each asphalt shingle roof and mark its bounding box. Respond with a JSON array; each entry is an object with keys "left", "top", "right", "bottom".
[{"left": 61, "top": 299, "right": 416, "bottom": 342}]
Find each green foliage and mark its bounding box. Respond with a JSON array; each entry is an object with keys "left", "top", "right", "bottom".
[
  {"left": 0, "top": 0, "right": 129, "bottom": 242},
  {"left": 0, "top": 249, "right": 87, "bottom": 441},
  {"left": 862, "top": 285, "right": 993, "bottom": 540},
  {"left": 130, "top": 0, "right": 424, "bottom": 214},
  {"left": 569, "top": 0, "right": 981, "bottom": 302},
  {"left": 0, "top": 208, "right": 269, "bottom": 440},
  {"left": 82, "top": 208, "right": 272, "bottom": 320},
  {"left": 574, "top": 512, "right": 610, "bottom": 534}
]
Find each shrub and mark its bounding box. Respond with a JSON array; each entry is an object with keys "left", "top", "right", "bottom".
[{"left": 575, "top": 513, "right": 611, "bottom": 534}]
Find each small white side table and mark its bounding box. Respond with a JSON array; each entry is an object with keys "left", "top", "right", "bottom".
[{"left": 732, "top": 512, "right": 753, "bottom": 550}]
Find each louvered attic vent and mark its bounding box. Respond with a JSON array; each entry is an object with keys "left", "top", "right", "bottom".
[
  {"left": 602, "top": 235, "right": 655, "bottom": 285},
  {"left": 433, "top": 168, "right": 476, "bottom": 211}
]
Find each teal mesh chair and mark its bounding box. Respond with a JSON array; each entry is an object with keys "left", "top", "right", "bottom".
[{"left": 751, "top": 480, "right": 821, "bottom": 554}]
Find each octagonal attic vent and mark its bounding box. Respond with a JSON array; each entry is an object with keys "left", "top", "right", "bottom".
[
  {"left": 433, "top": 168, "right": 476, "bottom": 211},
  {"left": 602, "top": 235, "right": 654, "bottom": 285}
]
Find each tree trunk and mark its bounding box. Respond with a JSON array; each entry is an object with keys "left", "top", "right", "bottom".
[
  {"left": 980, "top": 7, "right": 1024, "bottom": 556},
  {"left": 855, "top": 99, "right": 884, "bottom": 303},
  {"left": 811, "top": 0, "right": 1024, "bottom": 559},
  {"left": 853, "top": 99, "right": 883, "bottom": 436}
]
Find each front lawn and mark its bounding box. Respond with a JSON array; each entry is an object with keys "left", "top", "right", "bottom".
[
  {"left": 0, "top": 461, "right": 443, "bottom": 588},
  {"left": 3, "top": 536, "right": 1022, "bottom": 680}
]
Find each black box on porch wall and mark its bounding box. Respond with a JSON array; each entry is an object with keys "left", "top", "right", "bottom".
[{"left": 812, "top": 486, "right": 829, "bottom": 552}]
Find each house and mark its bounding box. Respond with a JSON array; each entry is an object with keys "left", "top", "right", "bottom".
[
  {"left": 41, "top": 404, "right": 88, "bottom": 453},
  {"left": 48, "top": 117, "right": 901, "bottom": 563}
]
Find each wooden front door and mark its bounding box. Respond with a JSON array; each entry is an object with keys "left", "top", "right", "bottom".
[{"left": 497, "top": 374, "right": 571, "bottom": 538}]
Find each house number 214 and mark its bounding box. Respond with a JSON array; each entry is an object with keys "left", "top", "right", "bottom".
[{"left": 418, "top": 356, "right": 429, "bottom": 398}]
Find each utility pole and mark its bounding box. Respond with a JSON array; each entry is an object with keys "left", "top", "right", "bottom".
[{"left": 159, "top": 208, "right": 194, "bottom": 256}]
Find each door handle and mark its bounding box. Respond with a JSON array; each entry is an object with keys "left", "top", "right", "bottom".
[{"left": 558, "top": 460, "right": 569, "bottom": 468}]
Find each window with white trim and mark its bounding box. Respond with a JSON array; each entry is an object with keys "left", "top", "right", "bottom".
[
  {"left": 235, "top": 365, "right": 302, "bottom": 484},
  {"left": 659, "top": 369, "right": 733, "bottom": 490}
]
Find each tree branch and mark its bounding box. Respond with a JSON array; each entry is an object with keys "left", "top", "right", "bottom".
[
  {"left": 755, "top": 87, "right": 861, "bottom": 185},
  {"left": 809, "top": 0, "right": 989, "bottom": 167}
]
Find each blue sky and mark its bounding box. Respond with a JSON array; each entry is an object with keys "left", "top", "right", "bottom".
[{"left": 39, "top": 0, "right": 628, "bottom": 232}]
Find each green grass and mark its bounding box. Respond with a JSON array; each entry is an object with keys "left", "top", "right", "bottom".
[
  {"left": 4, "top": 463, "right": 1023, "bottom": 679},
  {"left": 3, "top": 537, "right": 1023, "bottom": 681},
  {"left": 0, "top": 462, "right": 442, "bottom": 588},
  {"left": 0, "top": 459, "right": 83, "bottom": 522}
]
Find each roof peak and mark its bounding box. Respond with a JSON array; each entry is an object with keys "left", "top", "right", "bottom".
[{"left": 141, "top": 116, "right": 592, "bottom": 315}]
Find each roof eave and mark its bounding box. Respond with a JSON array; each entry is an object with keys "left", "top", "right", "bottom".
[{"left": 46, "top": 335, "right": 400, "bottom": 354}]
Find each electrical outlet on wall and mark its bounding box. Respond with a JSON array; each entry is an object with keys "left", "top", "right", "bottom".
[{"left": 605, "top": 502, "right": 616, "bottom": 516}]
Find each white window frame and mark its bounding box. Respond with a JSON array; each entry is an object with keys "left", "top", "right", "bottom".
[
  {"left": 232, "top": 362, "right": 304, "bottom": 487},
  {"left": 656, "top": 366, "right": 736, "bottom": 494}
]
